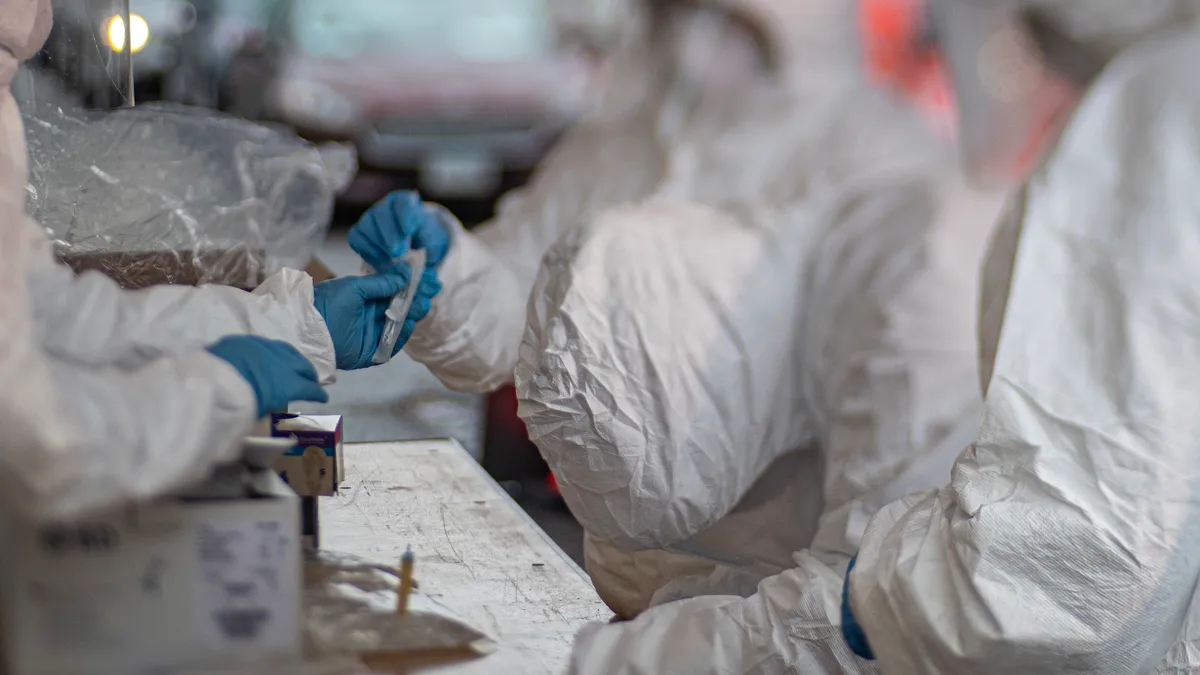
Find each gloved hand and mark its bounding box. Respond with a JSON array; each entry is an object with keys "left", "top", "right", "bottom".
[
  {"left": 313, "top": 272, "right": 442, "bottom": 370},
  {"left": 206, "top": 335, "right": 329, "bottom": 418},
  {"left": 348, "top": 190, "right": 452, "bottom": 274}
]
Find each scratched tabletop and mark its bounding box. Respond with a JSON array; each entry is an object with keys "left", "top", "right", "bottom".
[{"left": 319, "top": 440, "right": 611, "bottom": 674}]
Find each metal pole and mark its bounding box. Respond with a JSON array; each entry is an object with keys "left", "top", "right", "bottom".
[{"left": 121, "top": 0, "right": 134, "bottom": 106}]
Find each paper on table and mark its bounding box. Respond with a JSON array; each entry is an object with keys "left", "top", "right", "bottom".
[
  {"left": 303, "top": 551, "right": 495, "bottom": 659},
  {"left": 194, "top": 519, "right": 300, "bottom": 651}
]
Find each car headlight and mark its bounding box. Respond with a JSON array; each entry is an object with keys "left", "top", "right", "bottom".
[
  {"left": 106, "top": 14, "right": 150, "bottom": 53},
  {"left": 275, "top": 79, "right": 362, "bottom": 133}
]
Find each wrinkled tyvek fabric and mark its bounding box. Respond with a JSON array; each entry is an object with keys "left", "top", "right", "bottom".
[
  {"left": 851, "top": 19, "right": 1200, "bottom": 675},
  {"left": 0, "top": 0, "right": 336, "bottom": 521},
  {"left": 501, "top": 2, "right": 1007, "bottom": 672},
  {"left": 532, "top": 171, "right": 1003, "bottom": 674},
  {"left": 847, "top": 17, "right": 1200, "bottom": 675}
]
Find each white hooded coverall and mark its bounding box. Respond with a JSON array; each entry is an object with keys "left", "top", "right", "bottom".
[
  {"left": 406, "top": 0, "right": 1002, "bottom": 643},
  {"left": 411, "top": 1, "right": 1007, "bottom": 673},
  {"left": 0, "top": 0, "right": 336, "bottom": 521},
  {"left": 846, "top": 2, "right": 1200, "bottom": 674}
]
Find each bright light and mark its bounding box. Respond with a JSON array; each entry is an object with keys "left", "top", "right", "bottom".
[{"left": 107, "top": 14, "right": 150, "bottom": 53}]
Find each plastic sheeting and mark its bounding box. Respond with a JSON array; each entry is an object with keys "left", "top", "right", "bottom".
[{"left": 21, "top": 100, "right": 355, "bottom": 289}]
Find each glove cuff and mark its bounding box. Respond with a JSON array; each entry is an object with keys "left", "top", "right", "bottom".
[{"left": 841, "top": 554, "right": 877, "bottom": 660}]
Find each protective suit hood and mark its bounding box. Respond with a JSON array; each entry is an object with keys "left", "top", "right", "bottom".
[
  {"left": 683, "top": 0, "right": 866, "bottom": 79},
  {"left": 0, "top": 0, "right": 50, "bottom": 78},
  {"left": 553, "top": 0, "right": 780, "bottom": 51},
  {"left": 1022, "top": 0, "right": 1200, "bottom": 57},
  {"left": 918, "top": 0, "right": 1200, "bottom": 184},
  {"left": 549, "top": 0, "right": 645, "bottom": 54},
  {"left": 647, "top": 0, "right": 782, "bottom": 70},
  {"left": 557, "top": 0, "right": 854, "bottom": 78}
]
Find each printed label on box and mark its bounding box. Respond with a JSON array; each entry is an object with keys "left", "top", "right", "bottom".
[
  {"left": 275, "top": 447, "right": 338, "bottom": 496},
  {"left": 194, "top": 520, "right": 297, "bottom": 649}
]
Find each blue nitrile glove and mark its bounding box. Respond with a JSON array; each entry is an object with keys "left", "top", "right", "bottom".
[
  {"left": 313, "top": 272, "right": 441, "bottom": 370},
  {"left": 841, "top": 554, "right": 876, "bottom": 660},
  {"left": 206, "top": 335, "right": 329, "bottom": 418},
  {"left": 348, "top": 190, "right": 452, "bottom": 274}
]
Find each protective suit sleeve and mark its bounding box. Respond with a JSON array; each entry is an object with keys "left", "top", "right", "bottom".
[
  {"left": 566, "top": 551, "right": 874, "bottom": 675},
  {"left": 515, "top": 161, "right": 994, "bottom": 559},
  {"left": 1, "top": 343, "right": 258, "bottom": 522},
  {"left": 1, "top": 234, "right": 257, "bottom": 522},
  {"left": 403, "top": 114, "right": 672, "bottom": 393},
  {"left": 848, "top": 33, "right": 1200, "bottom": 675},
  {"left": 804, "top": 171, "right": 1000, "bottom": 561},
  {"left": 398, "top": 214, "right": 525, "bottom": 393},
  {"left": 27, "top": 260, "right": 337, "bottom": 385},
  {"left": 560, "top": 166, "right": 997, "bottom": 661},
  {"left": 0, "top": 3, "right": 265, "bottom": 523},
  {"left": 515, "top": 199, "right": 818, "bottom": 551}
]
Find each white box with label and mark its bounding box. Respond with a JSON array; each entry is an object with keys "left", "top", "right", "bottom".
[{"left": 0, "top": 471, "right": 302, "bottom": 675}]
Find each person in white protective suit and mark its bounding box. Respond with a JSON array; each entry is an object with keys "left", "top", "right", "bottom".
[
  {"left": 505, "top": 1, "right": 1027, "bottom": 673},
  {"left": 837, "top": 1, "right": 1200, "bottom": 674},
  {"left": 0, "top": 0, "right": 439, "bottom": 521},
  {"left": 343, "top": 1, "right": 1004, "bottom": 643}
]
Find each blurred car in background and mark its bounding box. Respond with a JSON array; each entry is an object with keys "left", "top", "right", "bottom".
[
  {"left": 38, "top": 0, "right": 198, "bottom": 106},
  {"left": 223, "top": 0, "right": 595, "bottom": 204}
]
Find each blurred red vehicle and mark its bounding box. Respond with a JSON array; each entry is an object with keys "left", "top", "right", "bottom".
[{"left": 223, "top": 0, "right": 594, "bottom": 204}]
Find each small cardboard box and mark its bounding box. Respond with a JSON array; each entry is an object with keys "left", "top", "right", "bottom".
[
  {"left": 270, "top": 414, "right": 344, "bottom": 497},
  {"left": 0, "top": 472, "right": 302, "bottom": 675}
]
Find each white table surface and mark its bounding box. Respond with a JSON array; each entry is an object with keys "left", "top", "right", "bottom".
[{"left": 319, "top": 440, "right": 610, "bottom": 674}]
